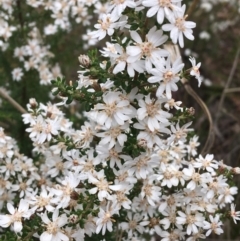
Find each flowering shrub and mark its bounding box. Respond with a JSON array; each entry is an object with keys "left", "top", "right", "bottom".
[{"left": 0, "top": 0, "right": 240, "bottom": 241}]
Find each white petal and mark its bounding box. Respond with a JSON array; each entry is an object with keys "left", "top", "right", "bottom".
[
  {"left": 13, "top": 221, "right": 23, "bottom": 233},
  {"left": 184, "top": 30, "right": 194, "bottom": 41},
  {"left": 185, "top": 21, "right": 196, "bottom": 29},
  {"left": 57, "top": 232, "right": 69, "bottom": 241},
  {"left": 178, "top": 31, "right": 184, "bottom": 48},
  {"left": 40, "top": 232, "right": 53, "bottom": 241},
  {"left": 18, "top": 199, "right": 29, "bottom": 212},
  {"left": 89, "top": 187, "right": 98, "bottom": 194},
  {"left": 7, "top": 203, "right": 15, "bottom": 215},
  {"left": 117, "top": 134, "right": 127, "bottom": 146},
  {"left": 127, "top": 64, "right": 135, "bottom": 77},
  {"left": 126, "top": 46, "right": 141, "bottom": 57},
  {"left": 130, "top": 31, "right": 142, "bottom": 44},
  {"left": 113, "top": 61, "right": 126, "bottom": 74},
  {"left": 157, "top": 8, "right": 164, "bottom": 24},
  {"left": 170, "top": 29, "right": 178, "bottom": 45},
  {"left": 162, "top": 24, "right": 174, "bottom": 32},
  {"left": 146, "top": 6, "right": 159, "bottom": 18},
  {"left": 52, "top": 209, "right": 59, "bottom": 221},
  {"left": 148, "top": 76, "right": 161, "bottom": 83}
]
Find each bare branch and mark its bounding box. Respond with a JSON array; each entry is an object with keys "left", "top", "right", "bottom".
[
  {"left": 215, "top": 47, "right": 240, "bottom": 123},
  {"left": 181, "top": 78, "right": 215, "bottom": 155},
  {"left": 0, "top": 88, "right": 27, "bottom": 114}
]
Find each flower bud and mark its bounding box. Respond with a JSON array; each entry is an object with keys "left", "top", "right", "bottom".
[
  {"left": 138, "top": 138, "right": 147, "bottom": 149},
  {"left": 78, "top": 54, "right": 91, "bottom": 67},
  {"left": 29, "top": 98, "right": 38, "bottom": 109},
  {"left": 46, "top": 111, "right": 52, "bottom": 118},
  {"left": 231, "top": 167, "right": 240, "bottom": 175},
  {"left": 91, "top": 81, "right": 102, "bottom": 92},
  {"left": 68, "top": 214, "right": 78, "bottom": 224},
  {"left": 37, "top": 178, "right": 46, "bottom": 187},
  {"left": 100, "top": 60, "right": 107, "bottom": 69},
  {"left": 70, "top": 191, "right": 80, "bottom": 200},
  {"left": 218, "top": 166, "right": 226, "bottom": 174},
  {"left": 187, "top": 107, "right": 195, "bottom": 116}
]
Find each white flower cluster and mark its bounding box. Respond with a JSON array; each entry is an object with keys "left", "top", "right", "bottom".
[
  {"left": 22, "top": 99, "right": 73, "bottom": 144},
  {"left": 0, "top": 101, "right": 240, "bottom": 240},
  {"left": 0, "top": 1, "right": 239, "bottom": 241},
  {"left": 0, "top": 0, "right": 109, "bottom": 85}
]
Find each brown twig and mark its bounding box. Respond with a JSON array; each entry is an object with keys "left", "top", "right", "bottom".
[
  {"left": 16, "top": 0, "right": 24, "bottom": 29},
  {"left": 0, "top": 88, "right": 27, "bottom": 114},
  {"left": 215, "top": 47, "right": 240, "bottom": 124},
  {"left": 224, "top": 87, "right": 240, "bottom": 93},
  {"left": 164, "top": 43, "right": 215, "bottom": 155},
  {"left": 0, "top": 121, "right": 10, "bottom": 128},
  {"left": 181, "top": 78, "right": 215, "bottom": 155},
  {"left": 186, "top": 0, "right": 201, "bottom": 17}
]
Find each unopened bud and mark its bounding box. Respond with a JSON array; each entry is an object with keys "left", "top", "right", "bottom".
[
  {"left": 138, "top": 138, "right": 147, "bottom": 148},
  {"left": 69, "top": 199, "right": 78, "bottom": 209},
  {"left": 231, "top": 167, "right": 240, "bottom": 175},
  {"left": 68, "top": 214, "right": 78, "bottom": 224},
  {"left": 100, "top": 60, "right": 107, "bottom": 70},
  {"left": 37, "top": 178, "right": 46, "bottom": 187},
  {"left": 70, "top": 191, "right": 79, "bottom": 200},
  {"left": 187, "top": 107, "right": 195, "bottom": 116},
  {"left": 29, "top": 98, "right": 38, "bottom": 109},
  {"left": 92, "top": 81, "right": 102, "bottom": 92},
  {"left": 73, "top": 160, "right": 80, "bottom": 166},
  {"left": 46, "top": 111, "right": 52, "bottom": 118},
  {"left": 218, "top": 166, "right": 226, "bottom": 174},
  {"left": 78, "top": 54, "right": 91, "bottom": 67}
]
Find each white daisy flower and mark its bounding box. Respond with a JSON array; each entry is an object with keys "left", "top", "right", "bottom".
[
  {"left": 88, "top": 170, "right": 122, "bottom": 201},
  {"left": 193, "top": 154, "right": 218, "bottom": 173},
  {"left": 109, "top": 0, "right": 136, "bottom": 17},
  {"left": 40, "top": 209, "right": 68, "bottom": 241},
  {"left": 140, "top": 179, "right": 161, "bottom": 206},
  {"left": 162, "top": 4, "right": 196, "bottom": 48},
  {"left": 12, "top": 68, "right": 24, "bottom": 81},
  {"left": 203, "top": 214, "right": 223, "bottom": 236},
  {"left": 230, "top": 204, "right": 240, "bottom": 224},
  {"left": 176, "top": 208, "right": 204, "bottom": 235},
  {"left": 89, "top": 13, "right": 126, "bottom": 40},
  {"left": 189, "top": 56, "right": 202, "bottom": 86},
  {"left": 137, "top": 94, "right": 171, "bottom": 132},
  {"left": 0, "top": 199, "right": 31, "bottom": 233},
  {"left": 120, "top": 212, "right": 145, "bottom": 238},
  {"left": 96, "top": 123, "right": 129, "bottom": 149},
  {"left": 95, "top": 201, "right": 119, "bottom": 235},
  {"left": 148, "top": 57, "right": 184, "bottom": 99},
  {"left": 142, "top": 0, "right": 182, "bottom": 24},
  {"left": 92, "top": 91, "right": 133, "bottom": 129},
  {"left": 127, "top": 26, "right": 168, "bottom": 71}
]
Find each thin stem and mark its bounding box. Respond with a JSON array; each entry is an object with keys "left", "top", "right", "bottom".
[
  {"left": 0, "top": 121, "right": 10, "bottom": 128},
  {"left": 115, "top": 222, "right": 119, "bottom": 241},
  {"left": 215, "top": 47, "right": 240, "bottom": 124},
  {"left": 118, "top": 229, "right": 124, "bottom": 241},
  {"left": 224, "top": 87, "right": 240, "bottom": 93},
  {"left": 181, "top": 78, "right": 214, "bottom": 155},
  {"left": 168, "top": 41, "right": 214, "bottom": 155},
  {"left": 186, "top": 0, "right": 200, "bottom": 17},
  {"left": 22, "top": 228, "right": 40, "bottom": 241},
  {"left": 16, "top": 0, "right": 29, "bottom": 154},
  {"left": 0, "top": 88, "right": 27, "bottom": 114},
  {"left": 17, "top": 0, "right": 24, "bottom": 30}
]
